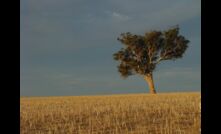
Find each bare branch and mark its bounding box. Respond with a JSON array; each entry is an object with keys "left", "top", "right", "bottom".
[
  {"left": 155, "top": 57, "right": 163, "bottom": 64},
  {"left": 148, "top": 46, "right": 152, "bottom": 64}
]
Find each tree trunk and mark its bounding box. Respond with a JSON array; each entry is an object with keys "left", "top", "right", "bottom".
[{"left": 144, "top": 73, "right": 157, "bottom": 94}]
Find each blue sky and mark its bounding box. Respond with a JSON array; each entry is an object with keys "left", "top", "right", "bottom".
[{"left": 20, "top": 0, "right": 201, "bottom": 96}]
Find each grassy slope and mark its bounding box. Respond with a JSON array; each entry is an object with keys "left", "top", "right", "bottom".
[{"left": 21, "top": 92, "right": 201, "bottom": 134}]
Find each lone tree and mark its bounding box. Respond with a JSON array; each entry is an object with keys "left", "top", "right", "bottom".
[{"left": 113, "top": 26, "right": 189, "bottom": 94}]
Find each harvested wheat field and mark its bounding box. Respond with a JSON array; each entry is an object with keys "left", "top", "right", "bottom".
[{"left": 20, "top": 92, "right": 201, "bottom": 134}]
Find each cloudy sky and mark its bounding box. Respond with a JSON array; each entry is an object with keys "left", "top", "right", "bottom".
[{"left": 20, "top": 0, "right": 201, "bottom": 96}]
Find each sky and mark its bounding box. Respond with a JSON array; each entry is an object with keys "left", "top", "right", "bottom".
[{"left": 20, "top": 0, "right": 201, "bottom": 96}]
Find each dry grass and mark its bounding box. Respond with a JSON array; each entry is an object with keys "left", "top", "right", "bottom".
[{"left": 20, "top": 92, "right": 201, "bottom": 134}]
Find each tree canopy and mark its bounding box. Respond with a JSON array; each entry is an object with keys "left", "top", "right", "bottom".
[{"left": 113, "top": 26, "right": 189, "bottom": 78}]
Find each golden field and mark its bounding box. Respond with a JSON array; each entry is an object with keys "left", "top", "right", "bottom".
[{"left": 20, "top": 92, "right": 201, "bottom": 134}]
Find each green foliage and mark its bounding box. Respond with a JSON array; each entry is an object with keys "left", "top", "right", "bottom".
[{"left": 113, "top": 26, "right": 189, "bottom": 78}]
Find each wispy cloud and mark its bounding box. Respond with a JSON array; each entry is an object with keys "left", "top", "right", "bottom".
[{"left": 111, "top": 11, "right": 131, "bottom": 21}]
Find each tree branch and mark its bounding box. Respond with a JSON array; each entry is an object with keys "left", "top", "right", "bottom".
[
  {"left": 155, "top": 57, "right": 163, "bottom": 64},
  {"left": 148, "top": 46, "right": 152, "bottom": 64}
]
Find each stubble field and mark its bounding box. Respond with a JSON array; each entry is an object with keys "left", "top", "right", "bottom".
[{"left": 20, "top": 92, "right": 201, "bottom": 134}]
